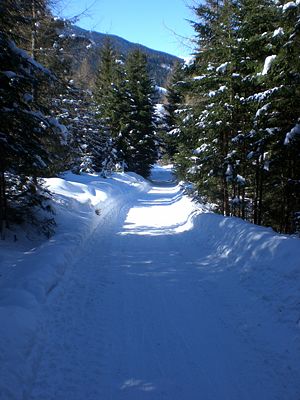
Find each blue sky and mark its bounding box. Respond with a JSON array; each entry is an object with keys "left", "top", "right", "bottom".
[{"left": 53, "top": 0, "right": 196, "bottom": 57}]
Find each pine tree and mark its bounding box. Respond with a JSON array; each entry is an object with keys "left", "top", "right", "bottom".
[
  {"left": 66, "top": 89, "right": 117, "bottom": 175},
  {"left": 163, "top": 61, "right": 186, "bottom": 160},
  {"left": 258, "top": 0, "right": 300, "bottom": 232},
  {"left": 233, "top": 0, "right": 279, "bottom": 225},
  {"left": 94, "top": 38, "right": 130, "bottom": 169},
  {"left": 0, "top": 34, "right": 69, "bottom": 236},
  {"left": 125, "top": 49, "right": 158, "bottom": 177},
  {"left": 172, "top": 0, "right": 299, "bottom": 233},
  {"left": 0, "top": 0, "right": 70, "bottom": 237},
  {"left": 174, "top": 0, "right": 240, "bottom": 215}
]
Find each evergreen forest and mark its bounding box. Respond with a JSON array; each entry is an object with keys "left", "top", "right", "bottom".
[
  {"left": 0, "top": 0, "right": 299, "bottom": 237},
  {"left": 165, "top": 0, "right": 300, "bottom": 234}
]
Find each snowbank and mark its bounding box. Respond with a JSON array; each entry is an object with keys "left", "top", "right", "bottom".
[
  {"left": 1, "top": 166, "right": 299, "bottom": 399},
  {"left": 193, "top": 213, "right": 300, "bottom": 328},
  {"left": 0, "top": 171, "right": 149, "bottom": 399}
]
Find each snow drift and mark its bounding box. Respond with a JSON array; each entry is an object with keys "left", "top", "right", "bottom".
[
  {"left": 0, "top": 165, "right": 299, "bottom": 399},
  {"left": 0, "top": 171, "right": 149, "bottom": 399}
]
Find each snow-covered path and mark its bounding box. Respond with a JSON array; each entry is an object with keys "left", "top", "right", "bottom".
[{"left": 29, "top": 169, "right": 300, "bottom": 400}]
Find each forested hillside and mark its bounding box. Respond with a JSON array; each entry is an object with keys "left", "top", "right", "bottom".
[{"left": 60, "top": 25, "right": 181, "bottom": 89}]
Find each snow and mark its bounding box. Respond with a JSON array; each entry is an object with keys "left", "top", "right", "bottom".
[
  {"left": 216, "top": 62, "right": 229, "bottom": 74},
  {"left": 183, "top": 55, "right": 195, "bottom": 66},
  {"left": 187, "top": 165, "right": 199, "bottom": 175},
  {"left": 284, "top": 123, "right": 300, "bottom": 144},
  {"left": 261, "top": 55, "right": 277, "bottom": 75},
  {"left": 193, "top": 75, "right": 207, "bottom": 80},
  {"left": 236, "top": 174, "right": 246, "bottom": 185},
  {"left": 155, "top": 85, "right": 167, "bottom": 94},
  {"left": 9, "top": 41, "right": 52, "bottom": 76},
  {"left": 208, "top": 85, "right": 227, "bottom": 97},
  {"left": 194, "top": 144, "right": 208, "bottom": 154},
  {"left": 225, "top": 164, "right": 233, "bottom": 180},
  {"left": 0, "top": 171, "right": 149, "bottom": 399},
  {"left": 1, "top": 165, "right": 300, "bottom": 399},
  {"left": 255, "top": 103, "right": 270, "bottom": 118},
  {"left": 23, "top": 93, "right": 33, "bottom": 103},
  {"left": 154, "top": 103, "right": 167, "bottom": 119},
  {"left": 273, "top": 27, "right": 284, "bottom": 37},
  {"left": 3, "top": 71, "right": 17, "bottom": 79},
  {"left": 48, "top": 117, "right": 69, "bottom": 144},
  {"left": 247, "top": 86, "right": 282, "bottom": 102},
  {"left": 282, "top": 1, "right": 298, "bottom": 11},
  {"left": 169, "top": 127, "right": 180, "bottom": 136},
  {"left": 160, "top": 63, "right": 172, "bottom": 71}
]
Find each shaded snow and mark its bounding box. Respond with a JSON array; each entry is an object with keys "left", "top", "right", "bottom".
[
  {"left": 236, "top": 174, "right": 246, "bottom": 185},
  {"left": 155, "top": 85, "right": 167, "bottom": 94},
  {"left": 255, "top": 103, "right": 270, "bottom": 118},
  {"left": 0, "top": 171, "right": 149, "bottom": 399},
  {"left": 284, "top": 123, "right": 300, "bottom": 144},
  {"left": 0, "top": 165, "right": 300, "bottom": 400},
  {"left": 282, "top": 1, "right": 298, "bottom": 11}
]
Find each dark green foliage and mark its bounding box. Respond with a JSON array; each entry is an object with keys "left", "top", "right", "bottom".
[
  {"left": 0, "top": 0, "right": 76, "bottom": 237},
  {"left": 162, "top": 61, "right": 186, "bottom": 160},
  {"left": 94, "top": 39, "right": 129, "bottom": 169},
  {"left": 0, "top": 32, "right": 67, "bottom": 237},
  {"left": 260, "top": 1, "right": 300, "bottom": 232},
  {"left": 125, "top": 50, "right": 158, "bottom": 177},
  {"left": 94, "top": 44, "right": 158, "bottom": 178},
  {"left": 171, "top": 0, "right": 300, "bottom": 233},
  {"left": 66, "top": 89, "right": 117, "bottom": 175}
]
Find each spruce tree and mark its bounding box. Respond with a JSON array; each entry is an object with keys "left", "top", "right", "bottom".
[
  {"left": 0, "top": 34, "right": 68, "bottom": 236},
  {"left": 163, "top": 61, "right": 186, "bottom": 160},
  {"left": 0, "top": 0, "right": 70, "bottom": 237},
  {"left": 174, "top": 0, "right": 240, "bottom": 215},
  {"left": 171, "top": 0, "right": 299, "bottom": 233},
  {"left": 125, "top": 49, "right": 158, "bottom": 177},
  {"left": 258, "top": 0, "right": 300, "bottom": 232},
  {"left": 94, "top": 38, "right": 130, "bottom": 169}
]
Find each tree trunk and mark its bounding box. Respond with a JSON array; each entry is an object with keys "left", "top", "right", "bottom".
[
  {"left": 241, "top": 186, "right": 246, "bottom": 220},
  {"left": 31, "top": 0, "right": 36, "bottom": 60},
  {"left": 223, "top": 175, "right": 230, "bottom": 216},
  {"left": 257, "top": 167, "right": 263, "bottom": 226},
  {"left": 0, "top": 171, "right": 7, "bottom": 240},
  {"left": 253, "top": 158, "right": 260, "bottom": 225}
]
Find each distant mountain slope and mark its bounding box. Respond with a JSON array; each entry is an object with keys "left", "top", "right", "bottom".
[{"left": 64, "top": 25, "right": 182, "bottom": 90}]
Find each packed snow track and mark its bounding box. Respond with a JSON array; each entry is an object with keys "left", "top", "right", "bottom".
[{"left": 27, "top": 166, "right": 299, "bottom": 400}]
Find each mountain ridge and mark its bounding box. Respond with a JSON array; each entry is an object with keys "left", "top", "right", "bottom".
[
  {"left": 65, "top": 25, "right": 182, "bottom": 90},
  {"left": 72, "top": 25, "right": 181, "bottom": 60}
]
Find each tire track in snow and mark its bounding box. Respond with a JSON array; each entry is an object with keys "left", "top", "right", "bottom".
[{"left": 29, "top": 173, "right": 298, "bottom": 400}]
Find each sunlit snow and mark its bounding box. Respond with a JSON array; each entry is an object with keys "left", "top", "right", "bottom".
[{"left": 1, "top": 165, "right": 300, "bottom": 400}]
